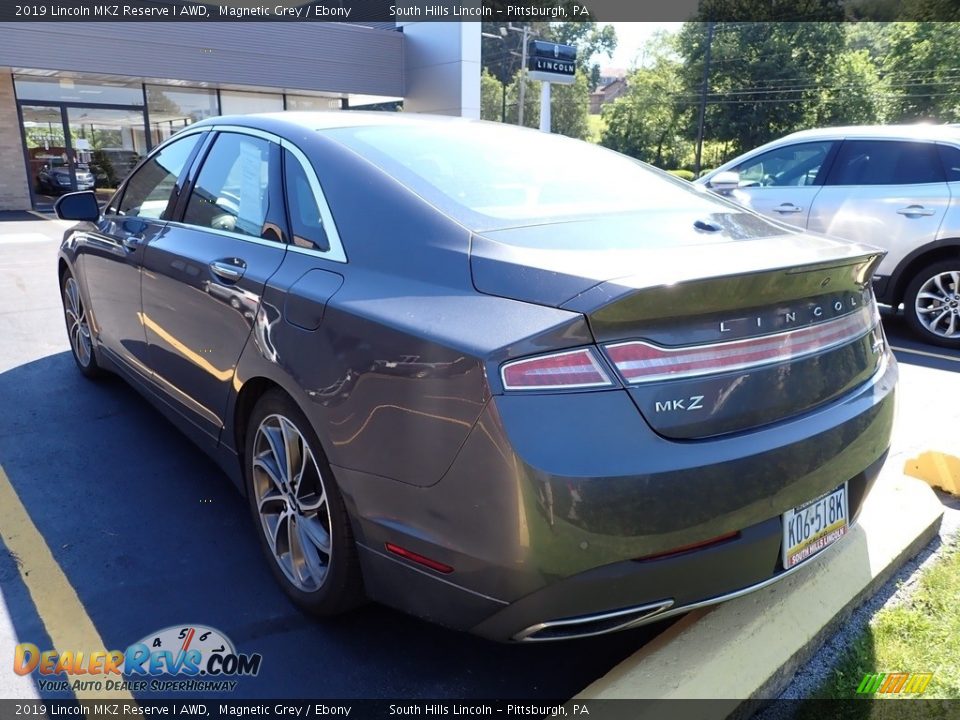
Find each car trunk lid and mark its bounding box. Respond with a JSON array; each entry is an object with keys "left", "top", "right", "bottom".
[{"left": 473, "top": 211, "right": 886, "bottom": 439}]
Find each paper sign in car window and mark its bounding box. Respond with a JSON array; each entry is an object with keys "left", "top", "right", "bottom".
[{"left": 236, "top": 139, "right": 266, "bottom": 236}]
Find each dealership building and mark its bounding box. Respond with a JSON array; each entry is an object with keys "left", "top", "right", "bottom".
[{"left": 0, "top": 21, "right": 481, "bottom": 211}]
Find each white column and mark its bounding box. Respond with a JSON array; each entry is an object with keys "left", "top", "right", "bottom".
[
  {"left": 539, "top": 82, "right": 551, "bottom": 133},
  {"left": 400, "top": 22, "right": 481, "bottom": 118}
]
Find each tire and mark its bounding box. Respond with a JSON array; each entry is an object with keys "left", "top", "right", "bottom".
[
  {"left": 61, "top": 271, "right": 105, "bottom": 379},
  {"left": 244, "top": 389, "right": 365, "bottom": 615},
  {"left": 903, "top": 260, "right": 960, "bottom": 349}
]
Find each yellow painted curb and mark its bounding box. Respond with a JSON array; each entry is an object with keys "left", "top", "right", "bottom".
[
  {"left": 574, "top": 469, "right": 943, "bottom": 715},
  {"left": 904, "top": 451, "right": 960, "bottom": 496}
]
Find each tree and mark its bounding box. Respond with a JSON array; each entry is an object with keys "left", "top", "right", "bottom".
[
  {"left": 813, "top": 47, "right": 884, "bottom": 126},
  {"left": 481, "top": 69, "right": 505, "bottom": 122},
  {"left": 883, "top": 22, "right": 960, "bottom": 122},
  {"left": 551, "top": 71, "right": 591, "bottom": 140},
  {"left": 676, "top": 20, "right": 848, "bottom": 156},
  {"left": 600, "top": 36, "right": 691, "bottom": 168},
  {"left": 550, "top": 22, "right": 618, "bottom": 89}
]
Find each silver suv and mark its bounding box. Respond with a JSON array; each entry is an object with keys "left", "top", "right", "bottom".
[{"left": 698, "top": 125, "right": 960, "bottom": 348}]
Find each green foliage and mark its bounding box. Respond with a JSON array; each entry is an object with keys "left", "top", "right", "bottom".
[
  {"left": 667, "top": 169, "right": 695, "bottom": 180},
  {"left": 485, "top": 20, "right": 960, "bottom": 171},
  {"left": 551, "top": 71, "right": 591, "bottom": 140},
  {"left": 805, "top": 540, "right": 960, "bottom": 706},
  {"left": 501, "top": 69, "right": 591, "bottom": 140},
  {"left": 677, "top": 21, "right": 848, "bottom": 155},
  {"left": 813, "top": 47, "right": 885, "bottom": 126},
  {"left": 600, "top": 34, "right": 692, "bottom": 168},
  {"left": 883, "top": 22, "right": 960, "bottom": 122},
  {"left": 481, "top": 69, "right": 505, "bottom": 122}
]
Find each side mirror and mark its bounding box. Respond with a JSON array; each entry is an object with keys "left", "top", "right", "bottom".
[
  {"left": 707, "top": 171, "right": 741, "bottom": 193},
  {"left": 54, "top": 191, "right": 100, "bottom": 222}
]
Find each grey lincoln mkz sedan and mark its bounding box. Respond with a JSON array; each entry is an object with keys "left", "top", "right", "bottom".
[{"left": 55, "top": 113, "right": 896, "bottom": 641}]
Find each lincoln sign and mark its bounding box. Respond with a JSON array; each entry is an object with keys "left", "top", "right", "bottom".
[{"left": 527, "top": 40, "right": 577, "bottom": 84}]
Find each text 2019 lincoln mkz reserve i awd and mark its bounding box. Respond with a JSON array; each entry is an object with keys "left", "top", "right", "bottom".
[{"left": 54, "top": 113, "right": 896, "bottom": 642}]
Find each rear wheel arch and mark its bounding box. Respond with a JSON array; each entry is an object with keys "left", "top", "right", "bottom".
[
  {"left": 889, "top": 240, "right": 960, "bottom": 305},
  {"left": 232, "top": 376, "right": 334, "bottom": 470},
  {"left": 233, "top": 376, "right": 283, "bottom": 468}
]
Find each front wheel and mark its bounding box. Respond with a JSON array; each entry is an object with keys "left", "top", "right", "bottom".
[
  {"left": 244, "top": 389, "right": 365, "bottom": 615},
  {"left": 904, "top": 261, "right": 960, "bottom": 349}
]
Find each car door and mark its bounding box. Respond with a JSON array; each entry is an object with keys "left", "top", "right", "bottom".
[
  {"left": 725, "top": 140, "right": 837, "bottom": 228},
  {"left": 139, "top": 129, "right": 289, "bottom": 439},
  {"left": 808, "top": 139, "right": 950, "bottom": 279},
  {"left": 75, "top": 130, "right": 206, "bottom": 375}
]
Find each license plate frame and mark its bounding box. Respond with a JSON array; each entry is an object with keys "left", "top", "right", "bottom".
[{"left": 782, "top": 483, "right": 849, "bottom": 570}]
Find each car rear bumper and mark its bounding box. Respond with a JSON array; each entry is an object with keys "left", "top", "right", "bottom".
[
  {"left": 472, "top": 451, "right": 884, "bottom": 641},
  {"left": 338, "top": 351, "right": 897, "bottom": 642}
]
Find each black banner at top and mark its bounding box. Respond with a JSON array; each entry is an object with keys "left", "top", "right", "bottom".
[{"left": 1, "top": 0, "right": 958, "bottom": 22}]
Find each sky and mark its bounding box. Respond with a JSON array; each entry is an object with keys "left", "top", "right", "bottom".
[{"left": 605, "top": 22, "right": 684, "bottom": 70}]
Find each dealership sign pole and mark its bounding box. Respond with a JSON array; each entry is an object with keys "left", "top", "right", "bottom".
[{"left": 527, "top": 41, "right": 577, "bottom": 133}]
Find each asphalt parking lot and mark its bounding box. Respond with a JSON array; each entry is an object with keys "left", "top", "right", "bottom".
[{"left": 0, "top": 211, "right": 957, "bottom": 702}]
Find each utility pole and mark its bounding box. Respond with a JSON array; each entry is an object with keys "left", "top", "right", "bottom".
[
  {"left": 694, "top": 21, "right": 715, "bottom": 178},
  {"left": 518, "top": 25, "right": 530, "bottom": 126}
]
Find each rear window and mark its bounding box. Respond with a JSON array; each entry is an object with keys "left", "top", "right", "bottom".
[
  {"left": 325, "top": 122, "right": 724, "bottom": 228},
  {"left": 825, "top": 140, "right": 944, "bottom": 186}
]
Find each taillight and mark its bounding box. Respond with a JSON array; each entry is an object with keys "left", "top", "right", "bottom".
[
  {"left": 606, "top": 303, "right": 877, "bottom": 385},
  {"left": 501, "top": 348, "right": 613, "bottom": 391}
]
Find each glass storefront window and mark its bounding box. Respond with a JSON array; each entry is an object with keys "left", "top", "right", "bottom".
[
  {"left": 285, "top": 94, "right": 342, "bottom": 112},
  {"left": 220, "top": 90, "right": 283, "bottom": 115},
  {"left": 68, "top": 107, "right": 149, "bottom": 197},
  {"left": 14, "top": 75, "right": 144, "bottom": 105},
  {"left": 146, "top": 85, "right": 219, "bottom": 145}
]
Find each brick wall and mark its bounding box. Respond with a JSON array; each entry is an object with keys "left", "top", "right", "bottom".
[{"left": 0, "top": 70, "right": 31, "bottom": 211}]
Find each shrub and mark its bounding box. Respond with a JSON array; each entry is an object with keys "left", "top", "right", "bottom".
[{"left": 666, "top": 169, "right": 695, "bottom": 181}]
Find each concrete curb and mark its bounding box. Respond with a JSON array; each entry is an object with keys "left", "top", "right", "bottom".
[{"left": 574, "top": 468, "right": 944, "bottom": 717}]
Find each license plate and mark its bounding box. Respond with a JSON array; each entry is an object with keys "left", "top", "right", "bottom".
[{"left": 782, "top": 483, "right": 848, "bottom": 569}]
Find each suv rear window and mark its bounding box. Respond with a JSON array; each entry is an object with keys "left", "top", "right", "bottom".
[{"left": 826, "top": 140, "right": 944, "bottom": 186}]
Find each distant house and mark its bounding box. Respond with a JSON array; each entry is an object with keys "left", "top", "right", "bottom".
[{"left": 589, "top": 77, "right": 628, "bottom": 115}]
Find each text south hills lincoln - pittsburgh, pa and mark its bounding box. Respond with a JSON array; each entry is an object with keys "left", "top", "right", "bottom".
[{"left": 388, "top": 3, "right": 591, "bottom": 16}]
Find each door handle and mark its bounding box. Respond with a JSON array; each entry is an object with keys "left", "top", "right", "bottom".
[
  {"left": 774, "top": 204, "right": 803, "bottom": 214},
  {"left": 209, "top": 259, "right": 246, "bottom": 282},
  {"left": 122, "top": 234, "right": 144, "bottom": 251},
  {"left": 896, "top": 205, "right": 936, "bottom": 217}
]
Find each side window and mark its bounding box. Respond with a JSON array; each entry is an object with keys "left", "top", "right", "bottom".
[
  {"left": 937, "top": 144, "right": 960, "bottom": 183},
  {"left": 283, "top": 149, "right": 329, "bottom": 252},
  {"left": 826, "top": 140, "right": 944, "bottom": 186},
  {"left": 733, "top": 141, "right": 833, "bottom": 188},
  {"left": 183, "top": 133, "right": 273, "bottom": 238},
  {"left": 116, "top": 133, "right": 202, "bottom": 219}
]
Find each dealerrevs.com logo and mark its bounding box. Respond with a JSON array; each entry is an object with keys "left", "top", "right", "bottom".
[{"left": 14, "top": 624, "right": 262, "bottom": 693}]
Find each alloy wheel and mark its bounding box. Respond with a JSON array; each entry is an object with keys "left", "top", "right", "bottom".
[
  {"left": 63, "top": 276, "right": 93, "bottom": 367},
  {"left": 914, "top": 270, "right": 960, "bottom": 339},
  {"left": 251, "top": 414, "right": 333, "bottom": 592}
]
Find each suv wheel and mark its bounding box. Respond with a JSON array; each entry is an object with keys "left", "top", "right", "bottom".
[
  {"left": 904, "top": 260, "right": 960, "bottom": 349},
  {"left": 244, "top": 389, "right": 365, "bottom": 615}
]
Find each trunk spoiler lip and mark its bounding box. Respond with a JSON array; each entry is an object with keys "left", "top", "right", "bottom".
[
  {"left": 563, "top": 246, "right": 885, "bottom": 306},
  {"left": 560, "top": 246, "right": 886, "bottom": 318}
]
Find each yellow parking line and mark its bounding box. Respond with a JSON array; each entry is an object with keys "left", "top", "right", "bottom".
[
  {"left": 0, "top": 465, "right": 134, "bottom": 701},
  {"left": 889, "top": 345, "right": 960, "bottom": 363}
]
